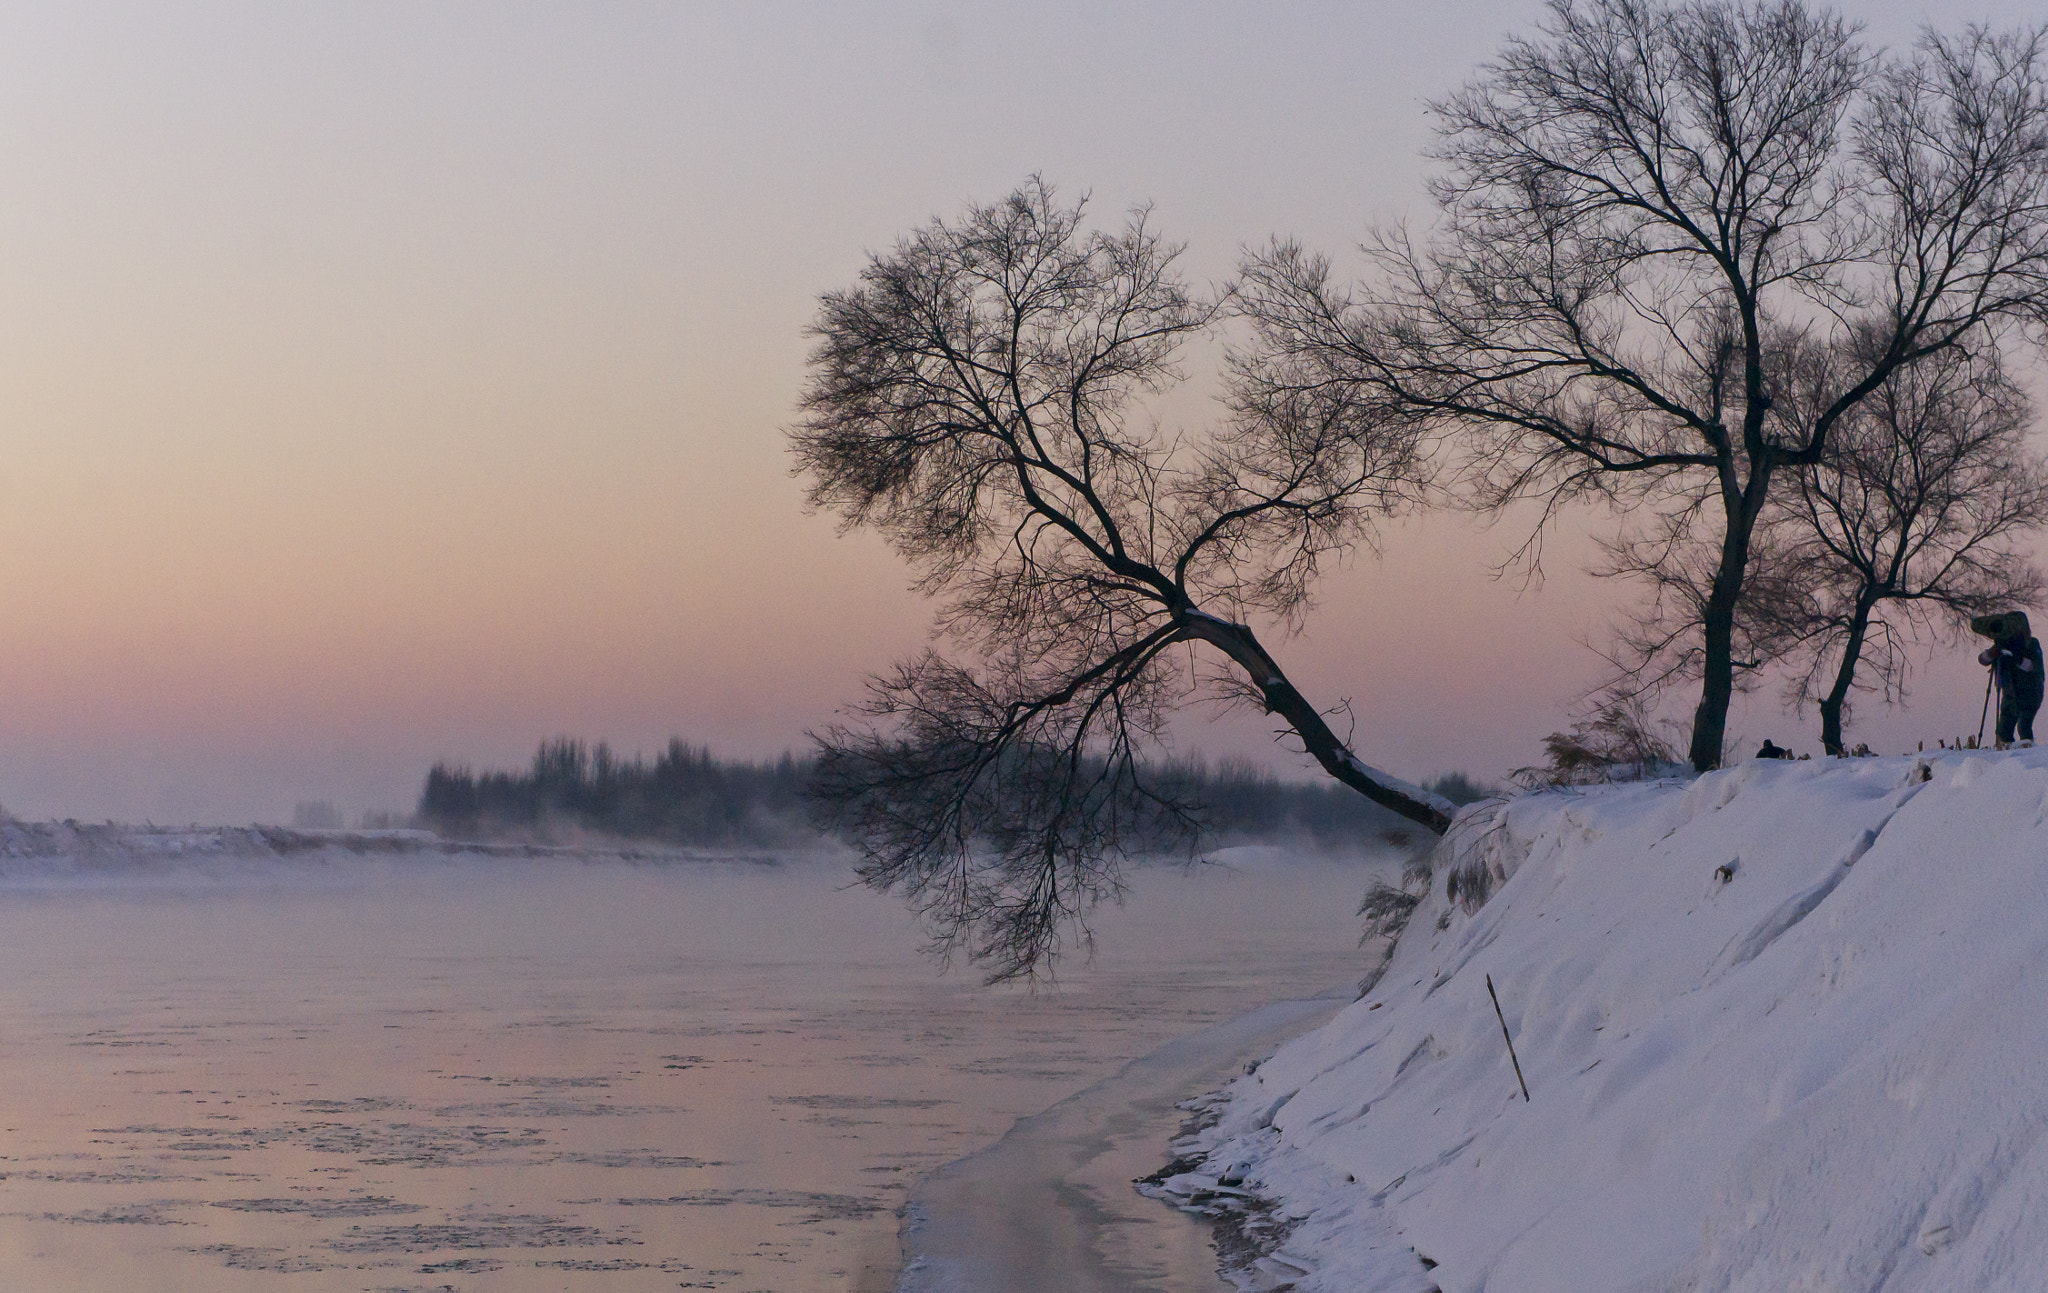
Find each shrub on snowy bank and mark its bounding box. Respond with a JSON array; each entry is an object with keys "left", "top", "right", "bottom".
[{"left": 1160, "top": 750, "right": 2048, "bottom": 1291}]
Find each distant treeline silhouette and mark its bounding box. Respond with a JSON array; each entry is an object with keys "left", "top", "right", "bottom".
[
  {"left": 416, "top": 738, "right": 1494, "bottom": 851},
  {"left": 418, "top": 739, "right": 814, "bottom": 847}
]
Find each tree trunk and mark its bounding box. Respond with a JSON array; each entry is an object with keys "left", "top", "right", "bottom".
[
  {"left": 1818, "top": 596, "right": 1877, "bottom": 756},
  {"left": 1689, "top": 457, "right": 1775, "bottom": 773},
  {"left": 1690, "top": 602, "right": 1737, "bottom": 772},
  {"left": 1176, "top": 611, "right": 1455, "bottom": 834},
  {"left": 1689, "top": 531, "right": 1749, "bottom": 773}
]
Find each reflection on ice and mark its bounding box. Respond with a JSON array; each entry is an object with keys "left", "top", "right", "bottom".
[{"left": 0, "top": 838, "right": 1392, "bottom": 1290}]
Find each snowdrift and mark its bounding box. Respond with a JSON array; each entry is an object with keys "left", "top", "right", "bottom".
[{"left": 1166, "top": 749, "right": 2048, "bottom": 1291}]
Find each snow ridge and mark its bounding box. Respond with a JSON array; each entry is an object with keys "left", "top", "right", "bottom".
[{"left": 1164, "top": 750, "right": 2048, "bottom": 1292}]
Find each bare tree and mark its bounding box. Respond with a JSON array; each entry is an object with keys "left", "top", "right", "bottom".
[
  {"left": 1586, "top": 500, "right": 1821, "bottom": 709},
  {"left": 1774, "top": 343, "right": 2048, "bottom": 754},
  {"left": 790, "top": 180, "right": 1450, "bottom": 981},
  {"left": 1237, "top": 0, "right": 2048, "bottom": 772},
  {"left": 1586, "top": 343, "right": 2048, "bottom": 755}
]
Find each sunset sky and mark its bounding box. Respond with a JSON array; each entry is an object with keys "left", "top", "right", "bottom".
[{"left": 2, "top": 0, "right": 2042, "bottom": 823}]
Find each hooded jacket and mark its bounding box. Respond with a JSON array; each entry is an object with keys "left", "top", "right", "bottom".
[{"left": 1984, "top": 634, "right": 2047, "bottom": 708}]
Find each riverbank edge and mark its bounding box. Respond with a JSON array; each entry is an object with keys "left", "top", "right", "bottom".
[{"left": 889, "top": 986, "right": 1353, "bottom": 1293}]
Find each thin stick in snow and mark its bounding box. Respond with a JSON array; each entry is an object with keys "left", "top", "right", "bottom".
[{"left": 1487, "top": 974, "right": 1530, "bottom": 1102}]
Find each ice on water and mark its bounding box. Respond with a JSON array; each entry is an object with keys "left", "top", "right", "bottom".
[{"left": 0, "top": 836, "right": 1389, "bottom": 1291}]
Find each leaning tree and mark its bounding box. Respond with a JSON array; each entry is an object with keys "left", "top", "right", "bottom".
[
  {"left": 790, "top": 180, "right": 1452, "bottom": 981},
  {"left": 1236, "top": 0, "right": 2048, "bottom": 772}
]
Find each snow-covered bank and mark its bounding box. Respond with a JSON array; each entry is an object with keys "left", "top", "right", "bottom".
[{"left": 1163, "top": 749, "right": 2048, "bottom": 1291}]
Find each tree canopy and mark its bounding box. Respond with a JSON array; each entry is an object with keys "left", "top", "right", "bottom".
[
  {"left": 1237, "top": 0, "right": 2048, "bottom": 770},
  {"left": 791, "top": 180, "right": 1450, "bottom": 980}
]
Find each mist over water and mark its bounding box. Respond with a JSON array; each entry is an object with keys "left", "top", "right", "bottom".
[{"left": 0, "top": 845, "right": 1391, "bottom": 1291}]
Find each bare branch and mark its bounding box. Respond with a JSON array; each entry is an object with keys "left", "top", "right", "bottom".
[
  {"left": 791, "top": 180, "right": 1444, "bottom": 980},
  {"left": 1237, "top": 0, "right": 2048, "bottom": 771}
]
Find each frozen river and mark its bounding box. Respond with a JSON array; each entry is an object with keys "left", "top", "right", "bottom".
[{"left": 0, "top": 840, "right": 1390, "bottom": 1291}]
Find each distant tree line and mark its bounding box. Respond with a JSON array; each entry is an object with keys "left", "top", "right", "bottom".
[
  {"left": 418, "top": 739, "right": 816, "bottom": 847},
  {"left": 416, "top": 738, "right": 1492, "bottom": 852}
]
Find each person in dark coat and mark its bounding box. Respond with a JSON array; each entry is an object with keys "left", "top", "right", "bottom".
[{"left": 1980, "top": 619, "right": 2045, "bottom": 745}]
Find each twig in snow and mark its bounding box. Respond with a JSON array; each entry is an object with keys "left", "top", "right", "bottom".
[{"left": 1487, "top": 974, "right": 1530, "bottom": 1102}]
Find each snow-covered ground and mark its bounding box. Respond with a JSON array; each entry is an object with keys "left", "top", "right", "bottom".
[{"left": 1160, "top": 748, "right": 2048, "bottom": 1292}]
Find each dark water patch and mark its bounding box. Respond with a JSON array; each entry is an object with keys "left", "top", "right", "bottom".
[
  {"left": 212, "top": 1195, "right": 425, "bottom": 1218},
  {"left": 336, "top": 1123, "right": 554, "bottom": 1166},
  {"left": 37, "top": 1201, "right": 193, "bottom": 1225},
  {"left": 95, "top": 1123, "right": 241, "bottom": 1138},
  {"left": 12, "top": 1168, "right": 199, "bottom": 1183},
  {"left": 546, "top": 1150, "right": 720, "bottom": 1170},
  {"left": 533, "top": 1256, "right": 657, "bottom": 1270},
  {"left": 770, "top": 1095, "right": 946, "bottom": 1111},
  {"left": 327, "top": 1212, "right": 638, "bottom": 1254},
  {"left": 104, "top": 1119, "right": 553, "bottom": 1167},
  {"left": 439, "top": 1073, "right": 613, "bottom": 1088},
  {"left": 429, "top": 1099, "right": 669, "bottom": 1120},
  {"left": 952, "top": 1060, "right": 1091, "bottom": 1080},
  {"left": 181, "top": 1243, "right": 337, "bottom": 1272},
  {"left": 615, "top": 1189, "right": 883, "bottom": 1222},
  {"left": 419, "top": 1256, "right": 502, "bottom": 1273},
  {"left": 506, "top": 1075, "right": 613, "bottom": 1088},
  {"left": 296, "top": 1096, "right": 405, "bottom": 1113}
]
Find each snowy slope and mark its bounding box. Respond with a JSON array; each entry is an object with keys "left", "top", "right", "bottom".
[{"left": 1166, "top": 749, "right": 2048, "bottom": 1292}]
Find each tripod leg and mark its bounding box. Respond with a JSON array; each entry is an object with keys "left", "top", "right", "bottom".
[{"left": 1978, "top": 667, "right": 1996, "bottom": 748}]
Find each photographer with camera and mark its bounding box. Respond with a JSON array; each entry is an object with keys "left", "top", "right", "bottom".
[{"left": 1974, "top": 612, "right": 2045, "bottom": 747}]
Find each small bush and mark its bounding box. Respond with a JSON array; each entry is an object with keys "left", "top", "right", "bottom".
[
  {"left": 1514, "top": 694, "right": 1685, "bottom": 788},
  {"left": 1356, "top": 855, "right": 1436, "bottom": 996},
  {"left": 1359, "top": 879, "right": 1423, "bottom": 943}
]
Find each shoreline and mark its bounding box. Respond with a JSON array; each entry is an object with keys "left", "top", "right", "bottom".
[{"left": 890, "top": 986, "right": 1351, "bottom": 1293}]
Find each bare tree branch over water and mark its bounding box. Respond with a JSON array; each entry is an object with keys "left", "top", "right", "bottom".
[
  {"left": 1238, "top": 0, "right": 2048, "bottom": 772},
  {"left": 791, "top": 180, "right": 1449, "bottom": 981}
]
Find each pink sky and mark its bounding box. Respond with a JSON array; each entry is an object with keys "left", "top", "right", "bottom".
[{"left": 0, "top": 1, "right": 2040, "bottom": 822}]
